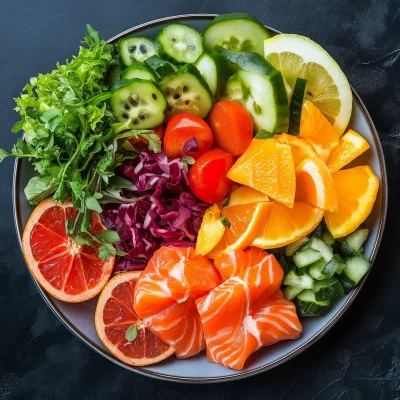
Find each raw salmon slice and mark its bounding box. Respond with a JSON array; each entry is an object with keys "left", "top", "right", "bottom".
[
  {"left": 197, "top": 248, "right": 301, "bottom": 370},
  {"left": 134, "top": 246, "right": 221, "bottom": 358}
]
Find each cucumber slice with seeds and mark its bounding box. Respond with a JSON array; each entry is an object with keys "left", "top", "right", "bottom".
[
  {"left": 145, "top": 55, "right": 177, "bottom": 78},
  {"left": 203, "top": 13, "right": 270, "bottom": 56},
  {"left": 314, "top": 278, "right": 344, "bottom": 301},
  {"left": 120, "top": 62, "right": 157, "bottom": 81},
  {"left": 194, "top": 53, "right": 229, "bottom": 97},
  {"left": 297, "top": 289, "right": 330, "bottom": 316},
  {"left": 156, "top": 24, "right": 203, "bottom": 64},
  {"left": 224, "top": 69, "right": 289, "bottom": 133},
  {"left": 160, "top": 64, "right": 213, "bottom": 120},
  {"left": 285, "top": 236, "right": 309, "bottom": 257},
  {"left": 110, "top": 79, "right": 167, "bottom": 129},
  {"left": 119, "top": 37, "right": 157, "bottom": 66}
]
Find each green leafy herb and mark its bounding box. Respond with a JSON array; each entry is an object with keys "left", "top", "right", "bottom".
[
  {"left": 222, "top": 195, "right": 230, "bottom": 208},
  {"left": 220, "top": 215, "right": 231, "bottom": 228},
  {"left": 255, "top": 129, "right": 276, "bottom": 139},
  {"left": 96, "top": 230, "right": 121, "bottom": 244},
  {"left": 125, "top": 324, "right": 138, "bottom": 342}
]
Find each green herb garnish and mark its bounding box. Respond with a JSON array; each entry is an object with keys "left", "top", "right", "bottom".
[
  {"left": 125, "top": 324, "right": 138, "bottom": 342},
  {"left": 220, "top": 215, "right": 231, "bottom": 228}
]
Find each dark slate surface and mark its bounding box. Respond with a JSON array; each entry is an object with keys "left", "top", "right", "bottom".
[{"left": 0, "top": 0, "right": 399, "bottom": 398}]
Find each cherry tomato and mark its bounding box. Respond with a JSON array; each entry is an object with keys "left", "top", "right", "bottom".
[
  {"left": 188, "top": 149, "right": 234, "bottom": 204},
  {"left": 164, "top": 113, "right": 213, "bottom": 159},
  {"left": 129, "top": 124, "right": 165, "bottom": 146},
  {"left": 207, "top": 100, "right": 253, "bottom": 156}
]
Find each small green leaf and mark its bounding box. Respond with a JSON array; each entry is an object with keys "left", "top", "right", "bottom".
[
  {"left": 0, "top": 148, "right": 10, "bottom": 163},
  {"left": 48, "top": 115, "right": 64, "bottom": 132},
  {"left": 220, "top": 215, "right": 231, "bottom": 228},
  {"left": 222, "top": 195, "right": 230, "bottom": 208},
  {"left": 25, "top": 176, "right": 57, "bottom": 204},
  {"left": 182, "top": 156, "right": 195, "bottom": 165},
  {"left": 255, "top": 129, "right": 275, "bottom": 139},
  {"left": 54, "top": 182, "right": 68, "bottom": 202},
  {"left": 108, "top": 176, "right": 133, "bottom": 189},
  {"left": 73, "top": 233, "right": 94, "bottom": 246},
  {"left": 87, "top": 92, "right": 112, "bottom": 105},
  {"left": 125, "top": 324, "right": 138, "bottom": 342},
  {"left": 115, "top": 250, "right": 128, "bottom": 256},
  {"left": 93, "top": 192, "right": 103, "bottom": 200},
  {"left": 11, "top": 120, "right": 24, "bottom": 134},
  {"left": 81, "top": 210, "right": 91, "bottom": 232},
  {"left": 96, "top": 229, "right": 121, "bottom": 244},
  {"left": 98, "top": 243, "right": 115, "bottom": 261},
  {"left": 40, "top": 108, "right": 61, "bottom": 123},
  {"left": 85, "top": 196, "right": 102, "bottom": 213},
  {"left": 65, "top": 218, "right": 75, "bottom": 235},
  {"left": 86, "top": 24, "right": 100, "bottom": 49}
]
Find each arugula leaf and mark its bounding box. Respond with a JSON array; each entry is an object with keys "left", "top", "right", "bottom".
[
  {"left": 96, "top": 230, "right": 121, "bottom": 244},
  {"left": 85, "top": 196, "right": 102, "bottom": 213}
]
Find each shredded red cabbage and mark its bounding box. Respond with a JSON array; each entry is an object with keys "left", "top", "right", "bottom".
[{"left": 101, "top": 148, "right": 208, "bottom": 271}]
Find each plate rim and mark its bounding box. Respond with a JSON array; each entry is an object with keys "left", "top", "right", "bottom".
[{"left": 12, "top": 13, "right": 388, "bottom": 383}]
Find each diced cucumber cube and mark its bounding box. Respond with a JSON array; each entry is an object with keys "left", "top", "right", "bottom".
[
  {"left": 309, "top": 237, "right": 333, "bottom": 262},
  {"left": 342, "top": 254, "right": 371, "bottom": 285},
  {"left": 285, "top": 236, "right": 309, "bottom": 257},
  {"left": 322, "top": 229, "right": 335, "bottom": 246},
  {"left": 283, "top": 269, "right": 313, "bottom": 289},
  {"left": 297, "top": 289, "right": 330, "bottom": 317},
  {"left": 283, "top": 286, "right": 303, "bottom": 301},
  {"left": 321, "top": 254, "right": 346, "bottom": 277},
  {"left": 308, "top": 258, "right": 328, "bottom": 280},
  {"left": 293, "top": 248, "right": 322, "bottom": 268},
  {"left": 313, "top": 278, "right": 344, "bottom": 301}
]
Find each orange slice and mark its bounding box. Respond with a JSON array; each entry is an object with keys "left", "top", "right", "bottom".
[
  {"left": 252, "top": 200, "right": 324, "bottom": 249},
  {"left": 95, "top": 271, "right": 175, "bottom": 366},
  {"left": 275, "top": 133, "right": 319, "bottom": 168},
  {"left": 299, "top": 100, "right": 340, "bottom": 162},
  {"left": 195, "top": 204, "right": 225, "bottom": 256},
  {"left": 229, "top": 186, "right": 269, "bottom": 206},
  {"left": 325, "top": 166, "right": 379, "bottom": 238},
  {"left": 22, "top": 198, "right": 114, "bottom": 303},
  {"left": 295, "top": 157, "right": 338, "bottom": 211},
  {"left": 227, "top": 138, "right": 295, "bottom": 207},
  {"left": 326, "top": 129, "right": 370, "bottom": 173},
  {"left": 208, "top": 202, "right": 272, "bottom": 258}
]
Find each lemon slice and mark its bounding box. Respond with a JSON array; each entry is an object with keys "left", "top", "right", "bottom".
[{"left": 264, "top": 34, "right": 352, "bottom": 136}]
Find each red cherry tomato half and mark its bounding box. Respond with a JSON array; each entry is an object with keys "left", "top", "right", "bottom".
[
  {"left": 188, "top": 149, "right": 234, "bottom": 204},
  {"left": 129, "top": 124, "right": 165, "bottom": 146},
  {"left": 164, "top": 113, "right": 213, "bottom": 159},
  {"left": 207, "top": 100, "right": 253, "bottom": 156}
]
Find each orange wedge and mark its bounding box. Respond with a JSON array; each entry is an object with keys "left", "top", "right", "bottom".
[
  {"left": 208, "top": 202, "right": 272, "bottom": 258},
  {"left": 195, "top": 204, "right": 225, "bottom": 256},
  {"left": 326, "top": 129, "right": 370, "bottom": 173},
  {"left": 325, "top": 166, "right": 379, "bottom": 238},
  {"left": 252, "top": 200, "right": 324, "bottom": 249},
  {"left": 299, "top": 100, "right": 340, "bottom": 162},
  {"left": 229, "top": 186, "right": 269, "bottom": 206},
  {"left": 295, "top": 157, "right": 338, "bottom": 211},
  {"left": 227, "top": 139, "right": 295, "bottom": 207},
  {"left": 275, "top": 133, "right": 319, "bottom": 168}
]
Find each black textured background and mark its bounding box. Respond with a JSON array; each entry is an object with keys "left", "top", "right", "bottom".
[{"left": 1, "top": 1, "right": 399, "bottom": 399}]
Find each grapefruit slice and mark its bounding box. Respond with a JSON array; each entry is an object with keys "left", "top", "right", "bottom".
[
  {"left": 95, "top": 271, "right": 175, "bottom": 366},
  {"left": 22, "top": 198, "right": 114, "bottom": 303}
]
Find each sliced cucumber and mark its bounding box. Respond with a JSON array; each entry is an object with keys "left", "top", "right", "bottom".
[
  {"left": 224, "top": 74, "right": 244, "bottom": 102},
  {"left": 314, "top": 278, "right": 344, "bottom": 301},
  {"left": 120, "top": 62, "right": 157, "bottom": 81},
  {"left": 309, "top": 237, "right": 333, "bottom": 262},
  {"left": 119, "top": 37, "right": 157, "bottom": 66},
  {"left": 203, "top": 13, "right": 270, "bottom": 56},
  {"left": 293, "top": 248, "right": 322, "bottom": 268},
  {"left": 110, "top": 79, "right": 167, "bottom": 129},
  {"left": 106, "top": 65, "right": 122, "bottom": 87},
  {"left": 155, "top": 24, "right": 203, "bottom": 64},
  {"left": 224, "top": 69, "right": 289, "bottom": 133},
  {"left": 194, "top": 53, "right": 229, "bottom": 97},
  {"left": 288, "top": 77, "right": 306, "bottom": 136},
  {"left": 297, "top": 289, "right": 330, "bottom": 317},
  {"left": 159, "top": 64, "right": 213, "bottom": 120},
  {"left": 283, "top": 286, "right": 303, "bottom": 301},
  {"left": 308, "top": 258, "right": 328, "bottom": 280},
  {"left": 341, "top": 254, "right": 371, "bottom": 286},
  {"left": 322, "top": 228, "right": 335, "bottom": 246},
  {"left": 285, "top": 236, "right": 309, "bottom": 257},
  {"left": 283, "top": 269, "right": 313, "bottom": 289},
  {"left": 321, "top": 254, "right": 346, "bottom": 277},
  {"left": 341, "top": 229, "right": 369, "bottom": 257},
  {"left": 145, "top": 55, "right": 177, "bottom": 78},
  {"left": 312, "top": 224, "right": 323, "bottom": 239}
]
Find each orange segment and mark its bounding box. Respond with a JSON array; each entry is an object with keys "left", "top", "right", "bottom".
[
  {"left": 227, "top": 138, "right": 296, "bottom": 207},
  {"left": 95, "top": 271, "right": 175, "bottom": 366},
  {"left": 22, "top": 198, "right": 114, "bottom": 303},
  {"left": 229, "top": 186, "right": 269, "bottom": 206},
  {"left": 252, "top": 200, "right": 324, "bottom": 249},
  {"left": 275, "top": 133, "right": 319, "bottom": 168},
  {"left": 195, "top": 204, "right": 225, "bottom": 256},
  {"left": 299, "top": 100, "right": 340, "bottom": 162},
  {"left": 324, "top": 166, "right": 379, "bottom": 238},
  {"left": 208, "top": 202, "right": 272, "bottom": 258},
  {"left": 295, "top": 157, "right": 338, "bottom": 211},
  {"left": 326, "top": 129, "right": 371, "bottom": 173}
]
